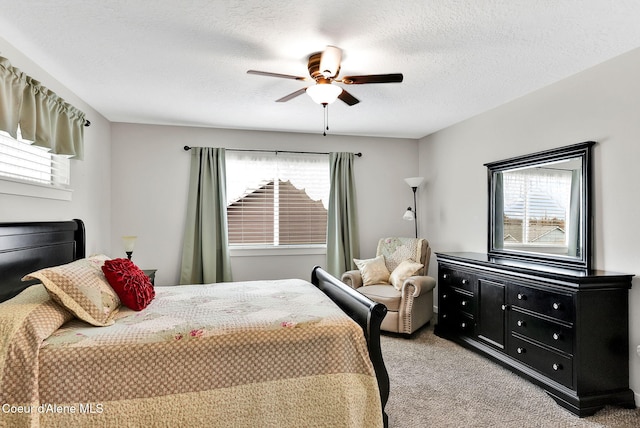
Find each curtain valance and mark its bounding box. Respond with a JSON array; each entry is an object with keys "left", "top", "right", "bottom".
[{"left": 0, "top": 56, "right": 86, "bottom": 159}]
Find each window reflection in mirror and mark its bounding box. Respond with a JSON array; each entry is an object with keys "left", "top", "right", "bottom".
[
  {"left": 486, "top": 142, "right": 594, "bottom": 270},
  {"left": 493, "top": 158, "right": 581, "bottom": 256}
]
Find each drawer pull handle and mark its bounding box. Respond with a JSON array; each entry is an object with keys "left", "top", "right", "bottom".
[
  {"left": 552, "top": 333, "right": 561, "bottom": 340},
  {"left": 461, "top": 300, "right": 467, "bottom": 306},
  {"left": 443, "top": 273, "right": 450, "bottom": 280},
  {"left": 517, "top": 320, "right": 525, "bottom": 327},
  {"left": 442, "top": 294, "right": 448, "bottom": 299},
  {"left": 501, "top": 304, "right": 508, "bottom": 311},
  {"left": 461, "top": 279, "right": 469, "bottom": 285},
  {"left": 552, "top": 302, "right": 562, "bottom": 310},
  {"left": 517, "top": 293, "right": 525, "bottom": 300},
  {"left": 517, "top": 347, "right": 526, "bottom": 354},
  {"left": 442, "top": 314, "right": 448, "bottom": 319},
  {"left": 553, "top": 363, "right": 563, "bottom": 371},
  {"left": 460, "top": 322, "right": 467, "bottom": 329}
]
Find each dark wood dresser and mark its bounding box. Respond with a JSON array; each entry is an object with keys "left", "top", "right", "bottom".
[{"left": 434, "top": 252, "right": 635, "bottom": 417}]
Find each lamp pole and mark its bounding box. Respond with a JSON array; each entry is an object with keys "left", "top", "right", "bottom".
[{"left": 411, "top": 186, "right": 418, "bottom": 238}]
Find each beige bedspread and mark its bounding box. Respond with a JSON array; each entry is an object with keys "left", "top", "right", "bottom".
[{"left": 1, "top": 279, "right": 382, "bottom": 428}]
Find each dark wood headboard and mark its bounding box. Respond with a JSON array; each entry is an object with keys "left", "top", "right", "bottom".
[{"left": 0, "top": 219, "right": 85, "bottom": 302}]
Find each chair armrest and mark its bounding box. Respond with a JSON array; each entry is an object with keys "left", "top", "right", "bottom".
[
  {"left": 341, "top": 270, "right": 363, "bottom": 289},
  {"left": 401, "top": 275, "right": 436, "bottom": 297}
]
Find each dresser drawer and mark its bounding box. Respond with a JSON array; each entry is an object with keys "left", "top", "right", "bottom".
[
  {"left": 441, "top": 287, "right": 475, "bottom": 316},
  {"left": 440, "top": 268, "right": 474, "bottom": 292},
  {"left": 440, "top": 311, "right": 474, "bottom": 337},
  {"left": 508, "top": 284, "right": 574, "bottom": 323},
  {"left": 509, "top": 310, "right": 573, "bottom": 354},
  {"left": 509, "top": 335, "right": 573, "bottom": 388}
]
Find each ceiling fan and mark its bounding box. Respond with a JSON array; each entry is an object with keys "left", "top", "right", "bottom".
[{"left": 247, "top": 46, "right": 403, "bottom": 106}]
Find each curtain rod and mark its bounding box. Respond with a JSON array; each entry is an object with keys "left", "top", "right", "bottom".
[{"left": 183, "top": 146, "right": 362, "bottom": 157}]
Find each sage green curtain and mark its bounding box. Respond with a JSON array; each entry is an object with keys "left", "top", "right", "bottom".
[
  {"left": 180, "top": 147, "right": 233, "bottom": 284},
  {"left": 493, "top": 172, "right": 504, "bottom": 250},
  {"left": 567, "top": 170, "right": 581, "bottom": 257},
  {"left": 326, "top": 152, "right": 359, "bottom": 277},
  {"left": 0, "top": 56, "right": 86, "bottom": 159}
]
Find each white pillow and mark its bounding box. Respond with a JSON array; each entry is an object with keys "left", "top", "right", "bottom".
[
  {"left": 389, "top": 259, "right": 423, "bottom": 290},
  {"left": 353, "top": 255, "right": 390, "bottom": 286}
]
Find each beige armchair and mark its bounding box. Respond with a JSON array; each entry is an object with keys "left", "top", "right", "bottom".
[{"left": 341, "top": 237, "right": 436, "bottom": 335}]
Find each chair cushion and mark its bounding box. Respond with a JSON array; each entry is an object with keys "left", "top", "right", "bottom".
[
  {"left": 353, "top": 255, "right": 390, "bottom": 286},
  {"left": 357, "top": 285, "right": 401, "bottom": 312},
  {"left": 389, "top": 260, "right": 423, "bottom": 290}
]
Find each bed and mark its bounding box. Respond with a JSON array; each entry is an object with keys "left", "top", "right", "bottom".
[{"left": 0, "top": 220, "right": 389, "bottom": 427}]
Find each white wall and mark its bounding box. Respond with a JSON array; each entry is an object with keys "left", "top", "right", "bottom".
[
  {"left": 0, "top": 36, "right": 112, "bottom": 255},
  {"left": 110, "top": 124, "right": 419, "bottom": 284},
  {"left": 419, "top": 47, "right": 640, "bottom": 401}
]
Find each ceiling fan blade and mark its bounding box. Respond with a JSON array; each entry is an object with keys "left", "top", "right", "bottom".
[
  {"left": 247, "top": 70, "right": 308, "bottom": 81},
  {"left": 338, "top": 89, "right": 360, "bottom": 106},
  {"left": 319, "top": 46, "right": 342, "bottom": 78},
  {"left": 276, "top": 88, "right": 308, "bottom": 102},
  {"left": 340, "top": 73, "right": 404, "bottom": 84}
]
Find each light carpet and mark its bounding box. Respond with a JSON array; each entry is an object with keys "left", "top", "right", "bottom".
[{"left": 381, "top": 322, "right": 640, "bottom": 428}]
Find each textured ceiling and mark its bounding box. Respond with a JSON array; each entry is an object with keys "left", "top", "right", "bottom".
[{"left": 1, "top": 1, "right": 640, "bottom": 139}]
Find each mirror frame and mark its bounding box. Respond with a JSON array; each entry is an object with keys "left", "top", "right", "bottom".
[{"left": 485, "top": 141, "right": 595, "bottom": 270}]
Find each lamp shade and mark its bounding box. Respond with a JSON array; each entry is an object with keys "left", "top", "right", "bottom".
[
  {"left": 122, "top": 236, "right": 137, "bottom": 252},
  {"left": 404, "top": 177, "right": 424, "bottom": 188},
  {"left": 403, "top": 207, "right": 414, "bottom": 221},
  {"left": 306, "top": 83, "right": 342, "bottom": 105}
]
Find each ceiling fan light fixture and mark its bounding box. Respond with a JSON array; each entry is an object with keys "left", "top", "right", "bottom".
[
  {"left": 248, "top": 45, "right": 401, "bottom": 108},
  {"left": 306, "top": 83, "right": 342, "bottom": 105}
]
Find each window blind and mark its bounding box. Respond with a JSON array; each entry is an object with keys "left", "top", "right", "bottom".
[
  {"left": 226, "top": 151, "right": 329, "bottom": 246},
  {"left": 0, "top": 129, "right": 70, "bottom": 187}
]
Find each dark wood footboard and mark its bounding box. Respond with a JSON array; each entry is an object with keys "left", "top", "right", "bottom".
[{"left": 311, "top": 266, "right": 389, "bottom": 427}]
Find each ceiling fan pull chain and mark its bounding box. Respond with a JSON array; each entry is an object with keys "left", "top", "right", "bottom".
[{"left": 323, "top": 104, "right": 328, "bottom": 136}]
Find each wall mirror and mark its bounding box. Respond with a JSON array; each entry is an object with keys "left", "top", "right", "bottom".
[{"left": 485, "top": 141, "right": 594, "bottom": 270}]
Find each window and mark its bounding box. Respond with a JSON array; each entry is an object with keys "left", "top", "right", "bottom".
[
  {"left": 502, "top": 168, "right": 572, "bottom": 248},
  {"left": 226, "top": 151, "right": 329, "bottom": 247},
  {"left": 0, "top": 128, "right": 71, "bottom": 199}
]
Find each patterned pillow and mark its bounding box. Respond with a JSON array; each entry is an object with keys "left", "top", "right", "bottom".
[
  {"left": 354, "top": 255, "right": 390, "bottom": 286},
  {"left": 22, "top": 255, "right": 120, "bottom": 326},
  {"left": 102, "top": 258, "right": 155, "bottom": 311},
  {"left": 389, "top": 259, "right": 424, "bottom": 290}
]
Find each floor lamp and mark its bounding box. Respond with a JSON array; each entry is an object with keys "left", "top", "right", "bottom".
[{"left": 403, "top": 177, "right": 424, "bottom": 238}]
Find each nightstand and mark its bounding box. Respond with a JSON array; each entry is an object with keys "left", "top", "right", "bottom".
[{"left": 142, "top": 269, "right": 157, "bottom": 285}]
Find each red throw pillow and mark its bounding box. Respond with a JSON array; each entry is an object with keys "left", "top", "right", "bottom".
[{"left": 102, "top": 258, "right": 155, "bottom": 311}]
